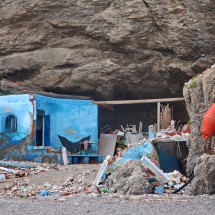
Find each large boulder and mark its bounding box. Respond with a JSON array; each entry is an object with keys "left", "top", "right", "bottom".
[
  {"left": 191, "top": 154, "right": 215, "bottom": 195},
  {"left": 183, "top": 64, "right": 215, "bottom": 194}
]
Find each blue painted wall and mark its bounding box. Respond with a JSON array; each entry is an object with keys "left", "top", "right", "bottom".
[
  {"left": 0, "top": 94, "right": 33, "bottom": 150},
  {"left": 0, "top": 94, "right": 98, "bottom": 163},
  {"left": 35, "top": 95, "right": 98, "bottom": 153}
]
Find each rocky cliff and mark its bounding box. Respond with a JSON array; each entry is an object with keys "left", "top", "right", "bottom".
[
  {"left": 0, "top": 0, "right": 214, "bottom": 100},
  {"left": 183, "top": 64, "right": 215, "bottom": 194},
  {"left": 0, "top": 0, "right": 214, "bottom": 130}
]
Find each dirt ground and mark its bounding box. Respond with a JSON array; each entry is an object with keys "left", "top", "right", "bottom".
[
  {"left": 0, "top": 164, "right": 100, "bottom": 198},
  {"left": 26, "top": 164, "right": 99, "bottom": 187},
  {"left": 0, "top": 162, "right": 215, "bottom": 215}
]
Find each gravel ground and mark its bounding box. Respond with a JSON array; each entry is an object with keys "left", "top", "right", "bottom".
[{"left": 0, "top": 194, "right": 215, "bottom": 215}]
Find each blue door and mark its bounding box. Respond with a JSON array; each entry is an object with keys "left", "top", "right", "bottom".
[{"left": 44, "top": 115, "right": 50, "bottom": 146}]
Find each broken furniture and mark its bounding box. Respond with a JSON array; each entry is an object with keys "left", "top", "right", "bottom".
[
  {"left": 58, "top": 135, "right": 104, "bottom": 164},
  {"left": 98, "top": 133, "right": 117, "bottom": 157}
]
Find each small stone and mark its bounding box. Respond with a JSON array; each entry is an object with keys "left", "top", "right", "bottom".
[{"left": 58, "top": 198, "right": 66, "bottom": 202}]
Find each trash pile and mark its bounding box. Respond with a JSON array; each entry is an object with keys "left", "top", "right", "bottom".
[
  {"left": 96, "top": 120, "right": 191, "bottom": 196},
  {"left": 149, "top": 122, "right": 190, "bottom": 141},
  {"left": 100, "top": 123, "right": 159, "bottom": 168},
  {"left": 0, "top": 170, "right": 93, "bottom": 198},
  {"left": 0, "top": 161, "right": 54, "bottom": 181},
  {"left": 166, "top": 170, "right": 188, "bottom": 191},
  {"left": 0, "top": 161, "right": 99, "bottom": 199},
  {"left": 0, "top": 120, "right": 191, "bottom": 199},
  {"left": 104, "top": 159, "right": 190, "bottom": 195},
  {"left": 106, "top": 161, "right": 151, "bottom": 195},
  {"left": 0, "top": 157, "right": 191, "bottom": 199},
  {"left": 100, "top": 123, "right": 149, "bottom": 156},
  {"left": 111, "top": 141, "right": 160, "bottom": 171}
]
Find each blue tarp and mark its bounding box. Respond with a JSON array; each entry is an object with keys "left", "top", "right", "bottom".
[{"left": 112, "top": 141, "right": 154, "bottom": 168}]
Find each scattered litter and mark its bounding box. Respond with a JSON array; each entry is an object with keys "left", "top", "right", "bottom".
[
  {"left": 0, "top": 117, "right": 191, "bottom": 199},
  {"left": 0, "top": 161, "right": 33, "bottom": 169},
  {"left": 0, "top": 174, "right": 6, "bottom": 180},
  {"left": 102, "top": 188, "right": 108, "bottom": 193},
  {"left": 154, "top": 186, "right": 164, "bottom": 194},
  {"left": 141, "top": 156, "right": 169, "bottom": 183},
  {"left": 39, "top": 190, "right": 50, "bottom": 197}
]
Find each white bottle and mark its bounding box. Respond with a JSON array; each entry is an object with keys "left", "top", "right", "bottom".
[
  {"left": 93, "top": 155, "right": 112, "bottom": 187},
  {"left": 171, "top": 120, "right": 175, "bottom": 130},
  {"left": 62, "top": 147, "right": 68, "bottom": 165}
]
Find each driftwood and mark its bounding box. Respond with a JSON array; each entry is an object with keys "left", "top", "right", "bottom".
[{"left": 160, "top": 104, "right": 172, "bottom": 129}]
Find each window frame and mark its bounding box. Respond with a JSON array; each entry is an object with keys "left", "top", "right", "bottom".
[{"left": 4, "top": 114, "right": 17, "bottom": 132}]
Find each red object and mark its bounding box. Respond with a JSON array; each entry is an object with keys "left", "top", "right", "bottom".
[{"left": 202, "top": 104, "right": 215, "bottom": 140}]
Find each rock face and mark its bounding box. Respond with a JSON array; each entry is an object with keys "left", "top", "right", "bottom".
[
  {"left": 191, "top": 154, "right": 215, "bottom": 195},
  {"left": 183, "top": 64, "right": 215, "bottom": 194},
  {"left": 0, "top": 0, "right": 214, "bottom": 100}
]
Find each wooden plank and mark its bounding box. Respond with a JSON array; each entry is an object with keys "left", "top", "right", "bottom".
[
  {"left": 19, "top": 91, "right": 91, "bottom": 100},
  {"left": 94, "top": 97, "right": 185, "bottom": 105},
  {"left": 157, "top": 102, "right": 161, "bottom": 130}
]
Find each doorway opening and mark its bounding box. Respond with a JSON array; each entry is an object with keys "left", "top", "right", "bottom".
[{"left": 36, "top": 110, "right": 50, "bottom": 147}]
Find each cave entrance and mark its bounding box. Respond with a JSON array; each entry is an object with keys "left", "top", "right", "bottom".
[
  {"left": 95, "top": 97, "right": 189, "bottom": 174},
  {"left": 97, "top": 97, "right": 185, "bottom": 128}
]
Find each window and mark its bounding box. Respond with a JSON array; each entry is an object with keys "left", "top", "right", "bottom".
[{"left": 4, "top": 114, "right": 17, "bottom": 132}]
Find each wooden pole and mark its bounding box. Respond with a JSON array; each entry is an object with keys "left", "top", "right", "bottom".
[
  {"left": 157, "top": 102, "right": 161, "bottom": 131},
  {"left": 93, "top": 97, "right": 185, "bottom": 105}
]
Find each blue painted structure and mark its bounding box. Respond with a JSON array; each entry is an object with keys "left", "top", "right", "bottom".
[
  {"left": 111, "top": 141, "right": 157, "bottom": 169},
  {"left": 0, "top": 94, "right": 98, "bottom": 163},
  {"left": 155, "top": 143, "right": 180, "bottom": 173}
]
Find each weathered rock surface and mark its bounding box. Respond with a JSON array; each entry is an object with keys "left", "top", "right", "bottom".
[
  {"left": 106, "top": 161, "right": 150, "bottom": 195},
  {"left": 183, "top": 64, "right": 215, "bottom": 194},
  {"left": 0, "top": 0, "right": 214, "bottom": 100},
  {"left": 191, "top": 154, "right": 215, "bottom": 195}
]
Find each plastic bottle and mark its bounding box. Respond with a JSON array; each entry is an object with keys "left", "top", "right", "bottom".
[{"left": 62, "top": 147, "right": 68, "bottom": 165}]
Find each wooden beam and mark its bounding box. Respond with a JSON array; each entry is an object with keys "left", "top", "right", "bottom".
[
  {"left": 157, "top": 102, "right": 161, "bottom": 131},
  {"left": 93, "top": 97, "right": 185, "bottom": 105}
]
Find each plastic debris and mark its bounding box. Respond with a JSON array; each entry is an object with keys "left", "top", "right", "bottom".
[
  {"left": 93, "top": 155, "right": 112, "bottom": 187},
  {"left": 102, "top": 188, "right": 108, "bottom": 193},
  {"left": 154, "top": 186, "right": 164, "bottom": 194},
  {"left": 141, "top": 156, "right": 170, "bottom": 184},
  {"left": 39, "top": 190, "right": 50, "bottom": 197}
]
